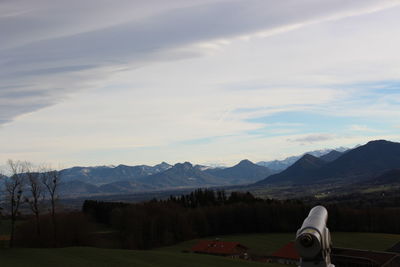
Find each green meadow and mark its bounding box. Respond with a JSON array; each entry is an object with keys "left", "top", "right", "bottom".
[
  {"left": 0, "top": 247, "right": 284, "bottom": 267},
  {"left": 0, "top": 232, "right": 398, "bottom": 267},
  {"left": 158, "top": 232, "right": 400, "bottom": 255}
]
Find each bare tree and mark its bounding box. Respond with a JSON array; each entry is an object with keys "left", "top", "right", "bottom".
[
  {"left": 41, "top": 168, "right": 61, "bottom": 247},
  {"left": 0, "top": 169, "right": 5, "bottom": 218},
  {"left": 25, "top": 163, "right": 43, "bottom": 236},
  {"left": 5, "top": 159, "right": 26, "bottom": 247}
]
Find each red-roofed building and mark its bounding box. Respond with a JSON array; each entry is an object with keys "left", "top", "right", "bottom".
[
  {"left": 269, "top": 241, "right": 300, "bottom": 265},
  {"left": 269, "top": 241, "right": 400, "bottom": 267},
  {"left": 191, "top": 240, "right": 248, "bottom": 258},
  {"left": 332, "top": 248, "right": 399, "bottom": 267},
  {"left": 0, "top": 235, "right": 10, "bottom": 248},
  {"left": 387, "top": 241, "right": 400, "bottom": 254}
]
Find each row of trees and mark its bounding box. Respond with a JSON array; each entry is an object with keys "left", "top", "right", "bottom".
[
  {"left": 83, "top": 190, "right": 308, "bottom": 249},
  {"left": 82, "top": 189, "right": 400, "bottom": 250},
  {"left": 0, "top": 160, "right": 61, "bottom": 247},
  {"left": 13, "top": 187, "right": 400, "bottom": 249}
]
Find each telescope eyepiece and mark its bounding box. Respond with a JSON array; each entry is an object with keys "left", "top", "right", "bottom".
[{"left": 299, "top": 234, "right": 314, "bottom": 248}]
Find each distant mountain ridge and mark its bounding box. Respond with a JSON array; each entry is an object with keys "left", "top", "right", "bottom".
[
  {"left": 60, "top": 162, "right": 172, "bottom": 185},
  {"left": 254, "top": 140, "right": 400, "bottom": 186},
  {"left": 135, "top": 162, "right": 229, "bottom": 188},
  {"left": 256, "top": 154, "right": 326, "bottom": 185},
  {"left": 319, "top": 150, "right": 343, "bottom": 162},
  {"left": 257, "top": 147, "right": 348, "bottom": 171},
  {"left": 29, "top": 140, "right": 400, "bottom": 197},
  {"left": 59, "top": 159, "right": 273, "bottom": 196},
  {"left": 206, "top": 159, "right": 275, "bottom": 184},
  {"left": 320, "top": 140, "right": 400, "bottom": 179}
]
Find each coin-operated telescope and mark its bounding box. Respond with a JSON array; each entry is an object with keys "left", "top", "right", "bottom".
[{"left": 295, "top": 206, "right": 334, "bottom": 267}]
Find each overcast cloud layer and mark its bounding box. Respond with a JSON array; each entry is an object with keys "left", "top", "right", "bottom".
[{"left": 1, "top": 0, "right": 400, "bottom": 166}]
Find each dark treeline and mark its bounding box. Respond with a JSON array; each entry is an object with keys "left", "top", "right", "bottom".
[
  {"left": 328, "top": 205, "right": 400, "bottom": 233},
  {"left": 15, "top": 189, "right": 400, "bottom": 249},
  {"left": 14, "top": 212, "right": 92, "bottom": 248},
  {"left": 82, "top": 190, "right": 307, "bottom": 249}
]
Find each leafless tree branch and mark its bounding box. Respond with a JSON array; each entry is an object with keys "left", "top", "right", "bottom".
[{"left": 5, "top": 159, "right": 26, "bottom": 247}]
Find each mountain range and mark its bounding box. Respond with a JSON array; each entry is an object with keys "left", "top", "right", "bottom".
[
  {"left": 7, "top": 139, "right": 398, "bottom": 197},
  {"left": 205, "top": 159, "right": 276, "bottom": 184},
  {"left": 59, "top": 160, "right": 273, "bottom": 196},
  {"left": 255, "top": 140, "right": 400, "bottom": 186},
  {"left": 257, "top": 147, "right": 348, "bottom": 171},
  {"left": 60, "top": 162, "right": 172, "bottom": 185}
]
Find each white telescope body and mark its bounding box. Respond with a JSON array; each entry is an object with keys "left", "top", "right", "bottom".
[{"left": 295, "top": 206, "right": 334, "bottom": 267}]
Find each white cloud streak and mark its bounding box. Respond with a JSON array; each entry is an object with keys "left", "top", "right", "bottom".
[
  {"left": 1, "top": 0, "right": 399, "bottom": 124},
  {"left": 1, "top": 0, "right": 400, "bottom": 165}
]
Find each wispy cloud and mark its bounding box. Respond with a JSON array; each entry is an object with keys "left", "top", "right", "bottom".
[
  {"left": 348, "top": 125, "right": 381, "bottom": 132},
  {"left": 1, "top": 0, "right": 400, "bottom": 165},
  {"left": 288, "top": 134, "right": 337, "bottom": 144},
  {"left": 1, "top": 0, "right": 399, "bottom": 125}
]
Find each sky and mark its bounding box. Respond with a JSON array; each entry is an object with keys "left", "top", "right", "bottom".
[{"left": 1, "top": 0, "right": 400, "bottom": 168}]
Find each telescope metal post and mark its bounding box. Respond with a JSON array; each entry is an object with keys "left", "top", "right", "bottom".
[{"left": 295, "top": 206, "right": 335, "bottom": 267}]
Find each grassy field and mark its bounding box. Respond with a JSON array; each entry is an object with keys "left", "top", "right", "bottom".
[
  {"left": 0, "top": 220, "right": 11, "bottom": 248},
  {"left": 0, "top": 232, "right": 398, "bottom": 267},
  {"left": 0, "top": 247, "right": 284, "bottom": 267},
  {"left": 158, "top": 232, "right": 400, "bottom": 255},
  {"left": 331, "top": 232, "right": 400, "bottom": 251},
  {"left": 0, "top": 220, "right": 12, "bottom": 235},
  {"left": 158, "top": 233, "right": 294, "bottom": 255}
]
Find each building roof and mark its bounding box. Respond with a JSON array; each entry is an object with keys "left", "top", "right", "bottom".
[
  {"left": 333, "top": 248, "right": 397, "bottom": 266},
  {"left": 270, "top": 242, "right": 399, "bottom": 266},
  {"left": 387, "top": 241, "right": 400, "bottom": 253},
  {"left": 0, "top": 235, "right": 10, "bottom": 241},
  {"left": 191, "top": 240, "right": 248, "bottom": 255},
  {"left": 271, "top": 242, "right": 300, "bottom": 260}
]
